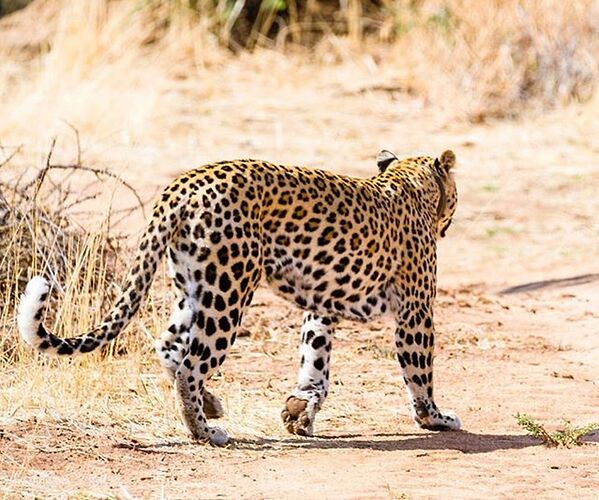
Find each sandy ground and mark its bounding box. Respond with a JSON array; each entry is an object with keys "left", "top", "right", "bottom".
[
  {"left": 1, "top": 279, "right": 598, "bottom": 498},
  {"left": 1, "top": 32, "right": 599, "bottom": 500}
]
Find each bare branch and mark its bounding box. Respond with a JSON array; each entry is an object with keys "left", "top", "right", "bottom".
[
  {"left": 39, "top": 164, "right": 146, "bottom": 219},
  {"left": 62, "top": 120, "right": 82, "bottom": 166},
  {"left": 0, "top": 145, "right": 23, "bottom": 170},
  {"left": 27, "top": 137, "right": 57, "bottom": 201}
]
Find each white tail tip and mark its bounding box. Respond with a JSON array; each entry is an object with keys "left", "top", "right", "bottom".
[{"left": 17, "top": 276, "right": 50, "bottom": 348}]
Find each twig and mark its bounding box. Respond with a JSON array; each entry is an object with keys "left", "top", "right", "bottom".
[
  {"left": 30, "top": 137, "right": 57, "bottom": 202},
  {"left": 38, "top": 164, "right": 146, "bottom": 219},
  {"left": 15, "top": 137, "right": 145, "bottom": 219},
  {"left": 62, "top": 120, "right": 82, "bottom": 166},
  {"left": 0, "top": 145, "right": 23, "bottom": 170},
  {"left": 63, "top": 193, "right": 101, "bottom": 211}
]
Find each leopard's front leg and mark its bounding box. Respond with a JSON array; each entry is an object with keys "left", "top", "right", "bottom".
[
  {"left": 282, "top": 312, "right": 337, "bottom": 436},
  {"left": 393, "top": 286, "right": 461, "bottom": 431}
]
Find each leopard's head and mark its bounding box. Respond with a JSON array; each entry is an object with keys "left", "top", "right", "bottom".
[{"left": 376, "top": 149, "right": 458, "bottom": 238}]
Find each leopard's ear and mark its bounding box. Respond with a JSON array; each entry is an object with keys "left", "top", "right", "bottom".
[
  {"left": 376, "top": 150, "right": 398, "bottom": 173},
  {"left": 439, "top": 150, "right": 456, "bottom": 172}
]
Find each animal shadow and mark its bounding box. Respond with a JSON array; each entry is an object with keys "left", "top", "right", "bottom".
[
  {"left": 499, "top": 273, "right": 599, "bottom": 295},
  {"left": 115, "top": 431, "right": 541, "bottom": 455},
  {"left": 228, "top": 430, "right": 540, "bottom": 454}
]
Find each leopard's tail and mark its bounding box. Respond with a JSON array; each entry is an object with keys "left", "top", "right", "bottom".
[{"left": 17, "top": 189, "right": 186, "bottom": 356}]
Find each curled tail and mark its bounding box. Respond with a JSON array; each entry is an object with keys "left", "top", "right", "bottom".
[{"left": 17, "top": 190, "right": 186, "bottom": 356}]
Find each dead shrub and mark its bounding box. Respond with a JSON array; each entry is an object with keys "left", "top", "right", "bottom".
[{"left": 0, "top": 139, "right": 144, "bottom": 361}]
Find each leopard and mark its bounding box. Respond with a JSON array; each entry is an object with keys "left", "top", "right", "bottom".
[{"left": 17, "top": 149, "right": 460, "bottom": 445}]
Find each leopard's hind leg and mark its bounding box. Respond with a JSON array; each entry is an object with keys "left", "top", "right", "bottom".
[
  {"left": 155, "top": 252, "right": 223, "bottom": 418},
  {"left": 167, "top": 235, "right": 261, "bottom": 445},
  {"left": 155, "top": 310, "right": 224, "bottom": 419}
]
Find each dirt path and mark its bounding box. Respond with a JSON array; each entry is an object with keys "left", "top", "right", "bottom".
[{"left": 2, "top": 277, "right": 598, "bottom": 498}]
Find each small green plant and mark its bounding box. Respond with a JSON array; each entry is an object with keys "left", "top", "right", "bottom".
[
  {"left": 485, "top": 225, "right": 518, "bottom": 238},
  {"left": 516, "top": 413, "right": 599, "bottom": 448},
  {"left": 481, "top": 183, "right": 500, "bottom": 193}
]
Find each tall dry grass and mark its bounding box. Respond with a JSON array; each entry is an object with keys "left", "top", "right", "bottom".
[
  {"left": 0, "top": 0, "right": 225, "bottom": 145},
  {"left": 0, "top": 0, "right": 597, "bottom": 148},
  {"left": 0, "top": 145, "right": 156, "bottom": 358},
  {"left": 385, "top": 0, "right": 599, "bottom": 120},
  {"left": 0, "top": 147, "right": 183, "bottom": 445}
]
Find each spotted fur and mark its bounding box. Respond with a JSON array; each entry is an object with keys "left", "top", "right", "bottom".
[{"left": 18, "top": 150, "right": 460, "bottom": 445}]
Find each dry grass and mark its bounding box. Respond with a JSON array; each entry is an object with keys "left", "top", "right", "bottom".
[
  {"left": 0, "top": 0, "right": 598, "bottom": 150},
  {"left": 0, "top": 150, "right": 179, "bottom": 442},
  {"left": 384, "top": 0, "right": 599, "bottom": 119},
  {"left": 0, "top": 142, "right": 166, "bottom": 401}
]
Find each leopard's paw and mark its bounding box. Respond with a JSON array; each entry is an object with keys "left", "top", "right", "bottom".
[
  {"left": 208, "top": 426, "right": 229, "bottom": 446},
  {"left": 281, "top": 396, "right": 315, "bottom": 436},
  {"left": 415, "top": 409, "right": 461, "bottom": 431}
]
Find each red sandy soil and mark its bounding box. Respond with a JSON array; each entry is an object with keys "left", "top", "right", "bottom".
[{"left": 2, "top": 275, "right": 598, "bottom": 498}]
